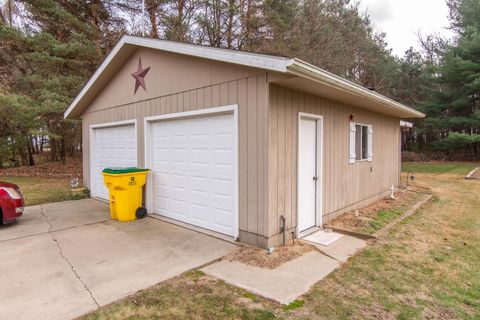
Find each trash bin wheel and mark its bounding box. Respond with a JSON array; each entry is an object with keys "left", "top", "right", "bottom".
[{"left": 136, "top": 207, "right": 147, "bottom": 219}]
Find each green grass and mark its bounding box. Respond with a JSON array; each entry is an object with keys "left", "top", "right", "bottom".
[
  {"left": 0, "top": 176, "right": 89, "bottom": 206},
  {"left": 301, "top": 164, "right": 480, "bottom": 319},
  {"left": 283, "top": 299, "right": 305, "bottom": 311},
  {"left": 243, "top": 292, "right": 259, "bottom": 301},
  {"left": 361, "top": 208, "right": 403, "bottom": 234},
  {"left": 402, "top": 161, "right": 477, "bottom": 175}
]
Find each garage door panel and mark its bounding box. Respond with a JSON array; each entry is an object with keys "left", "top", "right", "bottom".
[
  {"left": 150, "top": 113, "right": 236, "bottom": 237},
  {"left": 213, "top": 208, "right": 234, "bottom": 226},
  {"left": 154, "top": 148, "right": 169, "bottom": 162},
  {"left": 171, "top": 199, "right": 188, "bottom": 215},
  {"left": 191, "top": 148, "right": 209, "bottom": 164},
  {"left": 212, "top": 179, "right": 233, "bottom": 198},
  {"left": 191, "top": 203, "right": 209, "bottom": 221},
  {"left": 154, "top": 172, "right": 169, "bottom": 185},
  {"left": 155, "top": 195, "right": 169, "bottom": 211},
  {"left": 92, "top": 124, "right": 137, "bottom": 200},
  {"left": 171, "top": 173, "right": 187, "bottom": 188},
  {"left": 191, "top": 176, "right": 208, "bottom": 194}
]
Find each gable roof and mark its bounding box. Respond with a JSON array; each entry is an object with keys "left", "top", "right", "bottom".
[{"left": 64, "top": 35, "right": 425, "bottom": 119}]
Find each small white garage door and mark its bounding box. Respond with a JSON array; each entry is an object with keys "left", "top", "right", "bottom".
[
  {"left": 149, "top": 113, "right": 237, "bottom": 237},
  {"left": 91, "top": 123, "right": 137, "bottom": 200}
]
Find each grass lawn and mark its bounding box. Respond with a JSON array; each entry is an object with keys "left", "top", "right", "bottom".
[
  {"left": 0, "top": 176, "right": 88, "bottom": 206},
  {"left": 402, "top": 161, "right": 478, "bottom": 175},
  {"left": 360, "top": 192, "right": 425, "bottom": 235},
  {"left": 361, "top": 205, "right": 413, "bottom": 235},
  {"left": 82, "top": 162, "right": 480, "bottom": 319}
]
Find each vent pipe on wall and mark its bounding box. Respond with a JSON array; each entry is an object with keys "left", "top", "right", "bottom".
[{"left": 280, "top": 215, "right": 286, "bottom": 246}]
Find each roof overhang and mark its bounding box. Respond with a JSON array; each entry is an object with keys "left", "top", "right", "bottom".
[
  {"left": 64, "top": 35, "right": 425, "bottom": 119},
  {"left": 282, "top": 59, "right": 425, "bottom": 119}
]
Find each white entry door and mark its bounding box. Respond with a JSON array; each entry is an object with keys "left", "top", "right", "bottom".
[
  {"left": 91, "top": 123, "right": 137, "bottom": 200},
  {"left": 298, "top": 115, "right": 322, "bottom": 232},
  {"left": 148, "top": 112, "right": 237, "bottom": 237}
]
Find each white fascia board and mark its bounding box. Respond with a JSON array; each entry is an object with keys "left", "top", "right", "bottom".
[
  {"left": 286, "top": 59, "right": 426, "bottom": 119},
  {"left": 127, "top": 36, "right": 291, "bottom": 73}
]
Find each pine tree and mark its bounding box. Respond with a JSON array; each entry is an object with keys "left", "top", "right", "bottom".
[
  {"left": 0, "top": 0, "right": 122, "bottom": 164},
  {"left": 422, "top": 0, "right": 480, "bottom": 158}
]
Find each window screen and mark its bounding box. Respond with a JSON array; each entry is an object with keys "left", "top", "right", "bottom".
[
  {"left": 362, "top": 125, "right": 368, "bottom": 160},
  {"left": 355, "top": 124, "right": 362, "bottom": 160},
  {"left": 354, "top": 124, "right": 369, "bottom": 161}
]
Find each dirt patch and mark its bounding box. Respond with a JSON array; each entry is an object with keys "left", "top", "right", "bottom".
[
  {"left": 224, "top": 242, "right": 315, "bottom": 269},
  {"left": 0, "top": 158, "right": 82, "bottom": 178},
  {"left": 328, "top": 188, "right": 426, "bottom": 234}
]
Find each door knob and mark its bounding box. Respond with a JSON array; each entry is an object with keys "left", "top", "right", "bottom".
[{"left": 313, "top": 176, "right": 318, "bottom": 181}]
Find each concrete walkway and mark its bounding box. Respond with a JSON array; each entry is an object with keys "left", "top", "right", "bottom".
[
  {"left": 203, "top": 251, "right": 340, "bottom": 304},
  {"left": 0, "top": 199, "right": 236, "bottom": 320},
  {"left": 202, "top": 233, "right": 367, "bottom": 304}
]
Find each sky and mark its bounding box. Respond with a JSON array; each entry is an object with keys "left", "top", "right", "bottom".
[{"left": 356, "top": 0, "right": 454, "bottom": 57}]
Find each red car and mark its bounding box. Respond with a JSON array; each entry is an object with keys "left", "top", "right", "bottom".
[{"left": 0, "top": 182, "right": 24, "bottom": 224}]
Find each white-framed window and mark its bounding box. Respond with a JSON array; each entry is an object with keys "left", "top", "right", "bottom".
[{"left": 349, "top": 122, "right": 373, "bottom": 163}]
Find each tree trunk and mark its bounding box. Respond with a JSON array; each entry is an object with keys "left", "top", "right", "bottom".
[
  {"left": 33, "top": 136, "right": 39, "bottom": 154},
  {"left": 177, "top": 0, "right": 185, "bottom": 41},
  {"left": 7, "top": 0, "right": 13, "bottom": 26},
  {"left": 10, "top": 140, "right": 18, "bottom": 167},
  {"left": 60, "top": 137, "right": 66, "bottom": 164},
  {"left": 0, "top": 7, "right": 7, "bottom": 25},
  {"left": 50, "top": 138, "right": 57, "bottom": 162},
  {"left": 27, "top": 137, "right": 35, "bottom": 166},
  {"left": 147, "top": 2, "right": 159, "bottom": 38},
  {"left": 226, "top": 0, "right": 235, "bottom": 48},
  {"left": 17, "top": 142, "right": 28, "bottom": 166}
]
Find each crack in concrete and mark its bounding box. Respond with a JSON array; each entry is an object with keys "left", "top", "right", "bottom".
[
  {"left": 40, "top": 205, "right": 100, "bottom": 308},
  {"left": 297, "top": 240, "right": 343, "bottom": 262},
  {"left": 312, "top": 246, "right": 343, "bottom": 263}
]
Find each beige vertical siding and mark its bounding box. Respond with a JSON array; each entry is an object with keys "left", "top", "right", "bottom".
[
  {"left": 267, "top": 84, "right": 401, "bottom": 240},
  {"left": 81, "top": 49, "right": 270, "bottom": 244}
]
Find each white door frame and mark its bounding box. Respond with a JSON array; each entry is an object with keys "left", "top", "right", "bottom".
[
  {"left": 89, "top": 119, "right": 138, "bottom": 200},
  {"left": 297, "top": 112, "right": 324, "bottom": 236},
  {"left": 144, "top": 105, "right": 239, "bottom": 239}
]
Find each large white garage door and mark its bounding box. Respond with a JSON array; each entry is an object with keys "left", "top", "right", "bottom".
[
  {"left": 91, "top": 124, "right": 137, "bottom": 200},
  {"left": 150, "top": 113, "right": 237, "bottom": 237}
]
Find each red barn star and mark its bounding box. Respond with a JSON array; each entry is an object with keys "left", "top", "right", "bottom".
[{"left": 131, "top": 57, "right": 150, "bottom": 94}]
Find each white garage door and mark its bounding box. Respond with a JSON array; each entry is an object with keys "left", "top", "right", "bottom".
[
  {"left": 91, "top": 124, "right": 137, "bottom": 200},
  {"left": 150, "top": 113, "right": 237, "bottom": 237}
]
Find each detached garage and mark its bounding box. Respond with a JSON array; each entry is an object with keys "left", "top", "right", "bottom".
[{"left": 65, "top": 35, "right": 424, "bottom": 248}]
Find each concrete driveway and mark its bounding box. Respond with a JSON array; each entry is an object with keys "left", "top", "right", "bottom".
[{"left": 0, "top": 199, "right": 236, "bottom": 320}]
